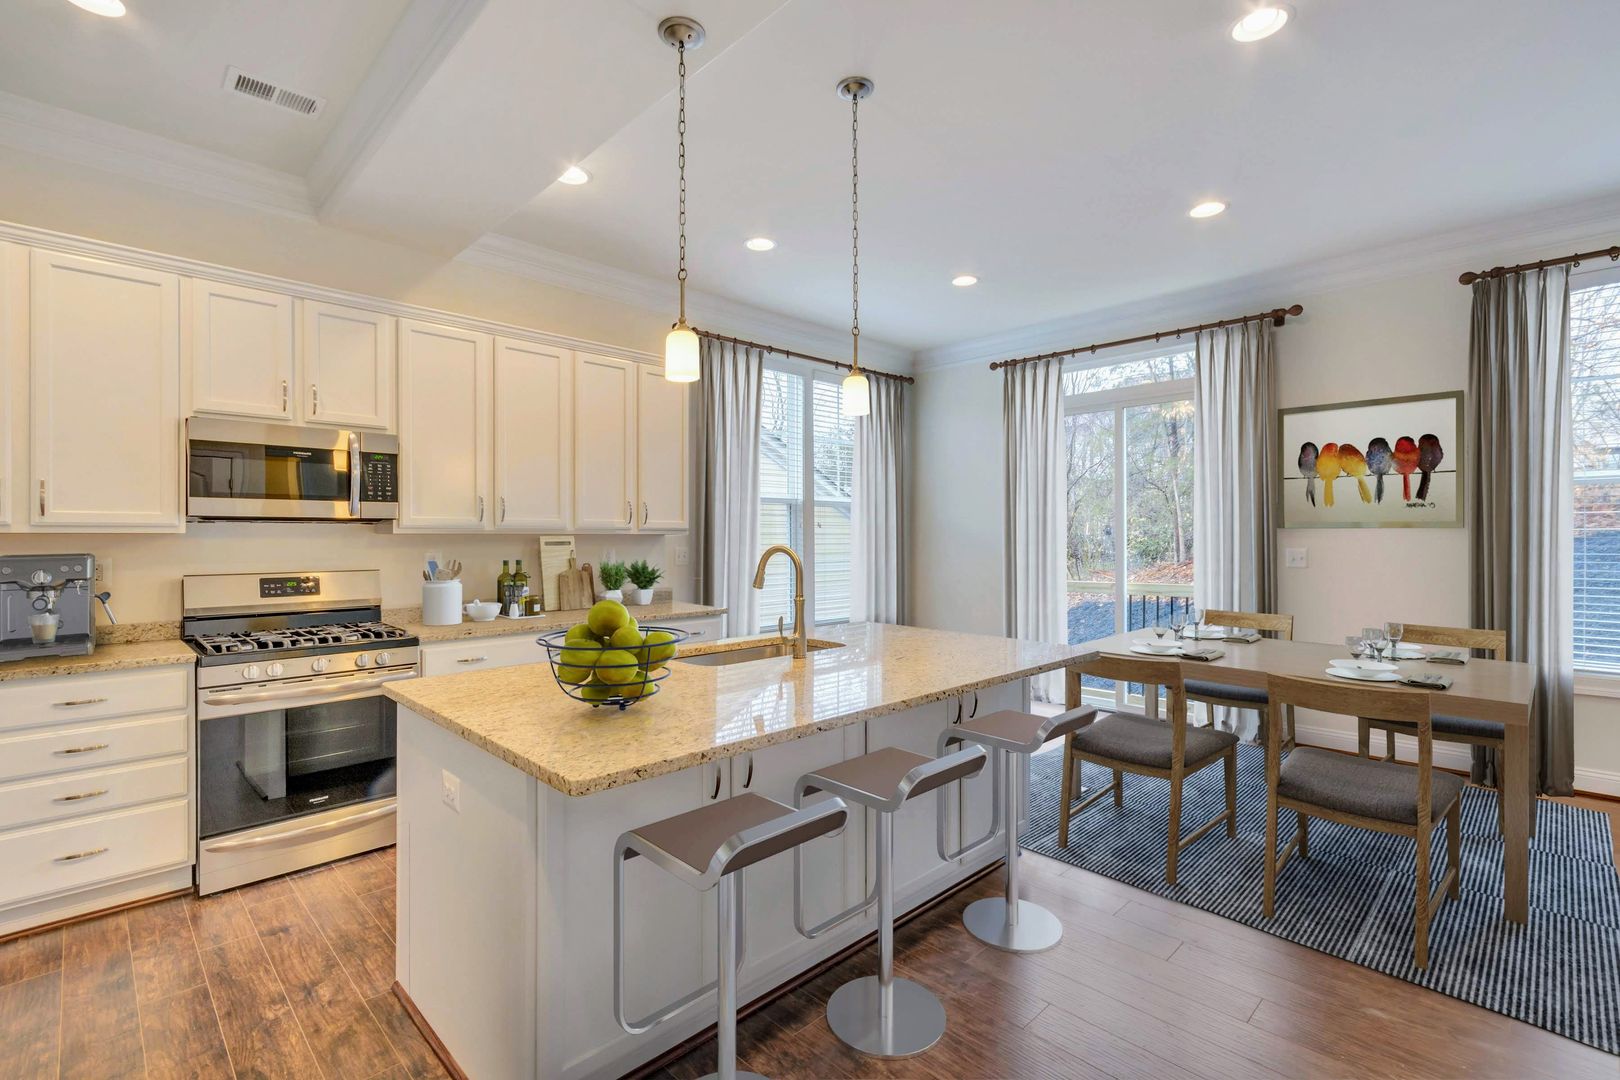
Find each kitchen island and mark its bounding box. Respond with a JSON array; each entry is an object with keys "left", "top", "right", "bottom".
[{"left": 385, "top": 623, "right": 1087, "bottom": 1079}]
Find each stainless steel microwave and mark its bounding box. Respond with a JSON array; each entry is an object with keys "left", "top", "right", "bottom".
[{"left": 187, "top": 418, "right": 400, "bottom": 522}]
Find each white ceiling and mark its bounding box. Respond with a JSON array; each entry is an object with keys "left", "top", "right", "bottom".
[{"left": 4, "top": 0, "right": 1620, "bottom": 352}]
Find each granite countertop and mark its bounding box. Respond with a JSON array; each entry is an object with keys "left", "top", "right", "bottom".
[
  {"left": 386, "top": 600, "right": 726, "bottom": 644},
  {"left": 384, "top": 622, "right": 1091, "bottom": 797},
  {"left": 0, "top": 638, "right": 196, "bottom": 683}
]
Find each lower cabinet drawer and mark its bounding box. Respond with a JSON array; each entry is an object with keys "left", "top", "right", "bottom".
[
  {"left": 420, "top": 635, "right": 547, "bottom": 677},
  {"left": 0, "top": 798, "right": 190, "bottom": 909},
  {"left": 663, "top": 615, "right": 724, "bottom": 641},
  {"left": 0, "top": 712, "right": 187, "bottom": 784},
  {"left": 0, "top": 756, "right": 188, "bottom": 831},
  {"left": 0, "top": 666, "right": 191, "bottom": 734}
]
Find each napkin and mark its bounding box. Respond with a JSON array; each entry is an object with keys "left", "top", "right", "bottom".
[
  {"left": 1401, "top": 673, "right": 1454, "bottom": 690},
  {"left": 1426, "top": 649, "right": 1468, "bottom": 665},
  {"left": 1220, "top": 630, "right": 1262, "bottom": 643},
  {"left": 1179, "top": 646, "right": 1225, "bottom": 662}
]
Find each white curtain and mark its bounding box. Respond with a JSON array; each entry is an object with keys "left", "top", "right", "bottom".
[
  {"left": 1003, "top": 357, "right": 1067, "bottom": 700},
  {"left": 1468, "top": 266, "right": 1574, "bottom": 795},
  {"left": 1193, "top": 321, "right": 1278, "bottom": 618},
  {"left": 852, "top": 375, "right": 907, "bottom": 624},
  {"left": 695, "top": 337, "right": 764, "bottom": 636}
]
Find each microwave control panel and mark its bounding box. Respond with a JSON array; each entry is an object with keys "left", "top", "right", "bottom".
[
  {"left": 361, "top": 453, "right": 398, "bottom": 503},
  {"left": 260, "top": 575, "right": 321, "bottom": 598}
]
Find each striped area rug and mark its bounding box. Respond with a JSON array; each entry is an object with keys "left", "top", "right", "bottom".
[{"left": 1021, "top": 743, "right": 1620, "bottom": 1054}]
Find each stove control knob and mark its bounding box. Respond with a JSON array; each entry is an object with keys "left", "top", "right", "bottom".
[
  {"left": 353, "top": 654, "right": 372, "bottom": 669},
  {"left": 243, "top": 664, "right": 262, "bottom": 681},
  {"left": 266, "top": 662, "right": 284, "bottom": 678},
  {"left": 375, "top": 652, "right": 391, "bottom": 667},
  {"left": 310, "top": 658, "right": 330, "bottom": 673}
]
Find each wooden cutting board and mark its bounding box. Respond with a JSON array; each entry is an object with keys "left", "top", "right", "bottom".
[{"left": 557, "top": 560, "right": 594, "bottom": 612}]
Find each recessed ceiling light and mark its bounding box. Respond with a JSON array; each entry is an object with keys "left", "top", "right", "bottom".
[
  {"left": 557, "top": 165, "right": 590, "bottom": 186},
  {"left": 1189, "top": 200, "right": 1227, "bottom": 219},
  {"left": 1231, "top": 4, "right": 1291, "bottom": 43},
  {"left": 745, "top": 237, "right": 776, "bottom": 252},
  {"left": 67, "top": 0, "right": 126, "bottom": 14},
  {"left": 951, "top": 274, "right": 979, "bottom": 287}
]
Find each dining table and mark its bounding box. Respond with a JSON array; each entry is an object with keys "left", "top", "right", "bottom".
[{"left": 1066, "top": 630, "right": 1539, "bottom": 924}]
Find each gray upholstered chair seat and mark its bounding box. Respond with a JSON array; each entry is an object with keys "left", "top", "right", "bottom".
[
  {"left": 1278, "top": 747, "right": 1465, "bottom": 825},
  {"left": 1070, "top": 711, "right": 1239, "bottom": 770},
  {"left": 1371, "top": 713, "right": 1505, "bottom": 740},
  {"left": 1184, "top": 679, "right": 1269, "bottom": 705}
]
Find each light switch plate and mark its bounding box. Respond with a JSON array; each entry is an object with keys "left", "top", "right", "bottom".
[
  {"left": 441, "top": 769, "right": 461, "bottom": 813},
  {"left": 1285, "top": 548, "right": 1308, "bottom": 568},
  {"left": 674, "top": 545, "right": 690, "bottom": 567}
]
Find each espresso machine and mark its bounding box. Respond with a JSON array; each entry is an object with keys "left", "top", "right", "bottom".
[{"left": 0, "top": 554, "right": 116, "bottom": 663}]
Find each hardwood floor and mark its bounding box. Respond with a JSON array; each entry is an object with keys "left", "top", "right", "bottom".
[{"left": 1, "top": 799, "right": 1616, "bottom": 1080}]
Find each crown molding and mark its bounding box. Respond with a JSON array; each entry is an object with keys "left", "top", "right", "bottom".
[
  {"left": 459, "top": 233, "right": 913, "bottom": 371},
  {"left": 0, "top": 90, "right": 314, "bottom": 221},
  {"left": 917, "top": 190, "right": 1620, "bottom": 372}
]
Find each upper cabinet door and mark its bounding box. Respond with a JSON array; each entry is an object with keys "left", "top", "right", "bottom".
[
  {"left": 0, "top": 243, "right": 20, "bottom": 528},
  {"left": 398, "top": 318, "right": 490, "bottom": 531},
  {"left": 190, "top": 280, "right": 294, "bottom": 421},
  {"left": 636, "top": 366, "right": 689, "bottom": 532},
  {"left": 493, "top": 338, "right": 571, "bottom": 532},
  {"left": 572, "top": 353, "right": 637, "bottom": 532},
  {"left": 302, "top": 301, "right": 395, "bottom": 432},
  {"left": 31, "top": 250, "right": 182, "bottom": 529}
]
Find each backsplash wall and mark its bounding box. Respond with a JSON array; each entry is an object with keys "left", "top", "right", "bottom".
[{"left": 0, "top": 525, "right": 694, "bottom": 626}]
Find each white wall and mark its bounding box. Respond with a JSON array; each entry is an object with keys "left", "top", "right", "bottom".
[{"left": 910, "top": 264, "right": 1620, "bottom": 794}]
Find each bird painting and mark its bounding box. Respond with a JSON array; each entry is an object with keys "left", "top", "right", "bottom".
[
  {"left": 1315, "top": 442, "right": 1342, "bottom": 507},
  {"left": 1298, "top": 442, "right": 1319, "bottom": 506},
  {"left": 1417, "top": 434, "right": 1444, "bottom": 501},
  {"left": 1338, "top": 443, "right": 1372, "bottom": 503},
  {"left": 1393, "top": 436, "right": 1420, "bottom": 501},
  {"left": 1365, "top": 437, "right": 1393, "bottom": 503}
]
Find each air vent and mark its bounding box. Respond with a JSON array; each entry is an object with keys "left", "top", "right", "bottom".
[{"left": 223, "top": 66, "right": 326, "bottom": 118}]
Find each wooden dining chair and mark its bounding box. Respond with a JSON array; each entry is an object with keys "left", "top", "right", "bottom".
[
  {"left": 1357, "top": 624, "right": 1508, "bottom": 833},
  {"left": 1058, "top": 655, "right": 1239, "bottom": 885},
  {"left": 1264, "top": 676, "right": 1462, "bottom": 969},
  {"left": 1185, "top": 609, "right": 1297, "bottom": 748}
]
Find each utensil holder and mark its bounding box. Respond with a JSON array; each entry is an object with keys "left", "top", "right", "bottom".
[{"left": 422, "top": 580, "right": 463, "bottom": 626}]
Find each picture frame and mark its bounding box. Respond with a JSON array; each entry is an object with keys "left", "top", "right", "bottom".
[{"left": 1277, "top": 390, "right": 1463, "bottom": 529}]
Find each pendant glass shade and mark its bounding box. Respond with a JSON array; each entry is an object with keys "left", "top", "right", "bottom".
[
  {"left": 664, "top": 323, "right": 700, "bottom": 382},
  {"left": 841, "top": 370, "right": 870, "bottom": 417}
]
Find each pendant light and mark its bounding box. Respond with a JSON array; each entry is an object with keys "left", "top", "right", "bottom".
[
  {"left": 837, "top": 76, "right": 874, "bottom": 417},
  {"left": 659, "top": 16, "right": 705, "bottom": 383}
]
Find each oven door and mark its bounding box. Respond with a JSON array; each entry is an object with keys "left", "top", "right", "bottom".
[{"left": 197, "top": 674, "right": 408, "bottom": 841}]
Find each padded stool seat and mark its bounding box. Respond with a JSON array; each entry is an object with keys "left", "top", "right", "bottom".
[{"left": 956, "top": 707, "right": 1095, "bottom": 754}]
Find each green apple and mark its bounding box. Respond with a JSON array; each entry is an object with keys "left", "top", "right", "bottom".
[
  {"left": 608, "top": 624, "right": 645, "bottom": 652},
  {"left": 556, "top": 646, "right": 599, "bottom": 685},
  {"left": 564, "top": 622, "right": 597, "bottom": 644},
  {"left": 643, "top": 629, "right": 678, "bottom": 667},
  {"left": 587, "top": 600, "right": 632, "bottom": 638},
  {"left": 616, "top": 675, "right": 652, "bottom": 700},
  {"left": 578, "top": 683, "right": 617, "bottom": 702},
  {"left": 593, "top": 649, "right": 640, "bottom": 684}
]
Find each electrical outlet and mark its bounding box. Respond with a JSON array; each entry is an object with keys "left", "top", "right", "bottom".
[
  {"left": 94, "top": 560, "right": 106, "bottom": 583},
  {"left": 674, "top": 545, "right": 690, "bottom": 567},
  {"left": 1285, "top": 548, "right": 1308, "bottom": 569},
  {"left": 441, "top": 769, "right": 461, "bottom": 813}
]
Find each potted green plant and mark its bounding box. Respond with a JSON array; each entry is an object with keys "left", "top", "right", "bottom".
[
  {"left": 626, "top": 560, "right": 663, "bottom": 605},
  {"left": 597, "top": 561, "right": 628, "bottom": 602}
]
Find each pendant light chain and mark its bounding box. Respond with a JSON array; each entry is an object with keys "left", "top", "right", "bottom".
[
  {"left": 849, "top": 90, "right": 860, "bottom": 371},
  {"left": 676, "top": 40, "right": 688, "bottom": 322}
]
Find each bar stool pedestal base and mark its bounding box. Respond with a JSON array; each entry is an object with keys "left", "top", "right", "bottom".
[
  {"left": 825, "top": 976, "right": 946, "bottom": 1058},
  {"left": 963, "top": 897, "right": 1063, "bottom": 953}
]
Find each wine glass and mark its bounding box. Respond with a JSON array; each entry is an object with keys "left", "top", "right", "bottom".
[
  {"left": 1151, "top": 623, "right": 1170, "bottom": 645},
  {"left": 1169, "top": 612, "right": 1187, "bottom": 642},
  {"left": 1344, "top": 634, "right": 1367, "bottom": 659},
  {"left": 1363, "top": 626, "right": 1388, "bottom": 661},
  {"left": 1384, "top": 621, "right": 1405, "bottom": 658}
]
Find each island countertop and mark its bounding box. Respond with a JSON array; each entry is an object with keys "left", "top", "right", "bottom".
[{"left": 384, "top": 622, "right": 1090, "bottom": 796}]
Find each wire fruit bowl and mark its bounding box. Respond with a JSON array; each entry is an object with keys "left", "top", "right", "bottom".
[{"left": 536, "top": 626, "right": 690, "bottom": 711}]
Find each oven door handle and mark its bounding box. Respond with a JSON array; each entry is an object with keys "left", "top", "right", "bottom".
[
  {"left": 202, "top": 802, "right": 396, "bottom": 852},
  {"left": 202, "top": 671, "right": 415, "bottom": 707},
  {"left": 348, "top": 431, "right": 362, "bottom": 517}
]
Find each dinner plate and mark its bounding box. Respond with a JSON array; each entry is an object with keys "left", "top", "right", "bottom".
[
  {"left": 1130, "top": 638, "right": 1181, "bottom": 653},
  {"left": 1130, "top": 644, "right": 1183, "bottom": 656},
  {"left": 1392, "top": 644, "right": 1426, "bottom": 659},
  {"left": 1325, "top": 666, "right": 1400, "bottom": 683},
  {"left": 1329, "top": 658, "right": 1397, "bottom": 673}
]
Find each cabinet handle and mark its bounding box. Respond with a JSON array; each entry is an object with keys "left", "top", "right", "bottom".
[
  {"left": 742, "top": 755, "right": 754, "bottom": 790},
  {"left": 55, "top": 789, "right": 108, "bottom": 803},
  {"left": 456, "top": 656, "right": 488, "bottom": 664},
  {"left": 55, "top": 847, "right": 108, "bottom": 863},
  {"left": 310, "top": 385, "right": 319, "bottom": 415},
  {"left": 53, "top": 697, "right": 108, "bottom": 708},
  {"left": 281, "top": 379, "right": 289, "bottom": 413},
  {"left": 954, "top": 698, "right": 963, "bottom": 724},
  {"left": 56, "top": 744, "right": 109, "bottom": 755},
  {"left": 500, "top": 496, "right": 507, "bottom": 523},
  {"left": 478, "top": 496, "right": 485, "bottom": 522},
  {"left": 710, "top": 765, "right": 723, "bottom": 800},
  {"left": 625, "top": 500, "right": 632, "bottom": 526},
  {"left": 40, "top": 479, "right": 46, "bottom": 516},
  {"left": 970, "top": 691, "right": 979, "bottom": 719},
  {"left": 642, "top": 502, "right": 649, "bottom": 525}
]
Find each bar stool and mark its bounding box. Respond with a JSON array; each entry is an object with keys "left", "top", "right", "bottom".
[
  {"left": 792, "top": 744, "right": 988, "bottom": 1057},
  {"left": 615, "top": 791, "right": 850, "bottom": 1080},
  {"left": 945, "top": 706, "right": 1095, "bottom": 952}
]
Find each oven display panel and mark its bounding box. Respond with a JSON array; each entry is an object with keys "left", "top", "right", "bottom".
[{"left": 260, "top": 576, "right": 321, "bottom": 598}]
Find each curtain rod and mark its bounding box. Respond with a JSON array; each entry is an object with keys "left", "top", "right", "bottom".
[
  {"left": 1458, "top": 245, "right": 1620, "bottom": 286},
  {"left": 987, "top": 304, "right": 1304, "bottom": 371},
  {"left": 695, "top": 329, "right": 915, "bottom": 384}
]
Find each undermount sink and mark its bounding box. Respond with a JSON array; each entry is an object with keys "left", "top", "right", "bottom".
[{"left": 674, "top": 639, "right": 844, "bottom": 667}]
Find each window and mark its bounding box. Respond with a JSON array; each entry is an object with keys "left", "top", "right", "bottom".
[
  {"left": 1064, "top": 349, "right": 1196, "bottom": 703},
  {"left": 1571, "top": 269, "right": 1620, "bottom": 673},
  {"left": 756, "top": 364, "right": 854, "bottom": 631}
]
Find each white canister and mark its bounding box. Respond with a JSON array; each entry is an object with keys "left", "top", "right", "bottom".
[{"left": 421, "top": 580, "right": 464, "bottom": 626}]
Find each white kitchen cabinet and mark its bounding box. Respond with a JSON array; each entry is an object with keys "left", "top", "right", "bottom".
[
  {"left": 301, "top": 300, "right": 395, "bottom": 432},
  {"left": 494, "top": 337, "right": 572, "bottom": 531},
  {"left": 865, "top": 699, "right": 975, "bottom": 906},
  {"left": 418, "top": 634, "right": 546, "bottom": 677},
  {"left": 573, "top": 352, "right": 637, "bottom": 531},
  {"left": 30, "top": 250, "right": 182, "bottom": 529},
  {"left": 190, "top": 280, "right": 295, "bottom": 421},
  {"left": 635, "top": 366, "right": 688, "bottom": 531},
  {"left": 397, "top": 318, "right": 491, "bottom": 530},
  {"left": 659, "top": 614, "right": 725, "bottom": 642},
  {"left": 0, "top": 242, "right": 21, "bottom": 529}
]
